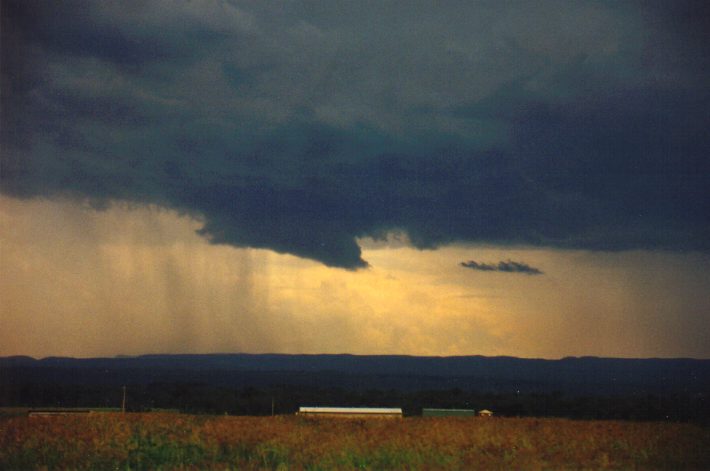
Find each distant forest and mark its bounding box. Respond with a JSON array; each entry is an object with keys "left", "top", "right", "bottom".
[
  {"left": 2, "top": 354, "right": 709, "bottom": 422},
  {"left": 4, "top": 382, "right": 709, "bottom": 423}
]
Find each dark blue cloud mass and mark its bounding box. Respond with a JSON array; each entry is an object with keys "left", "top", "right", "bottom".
[{"left": 2, "top": 0, "right": 709, "bottom": 268}]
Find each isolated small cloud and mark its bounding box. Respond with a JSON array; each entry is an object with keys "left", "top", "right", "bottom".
[{"left": 460, "top": 260, "right": 543, "bottom": 275}]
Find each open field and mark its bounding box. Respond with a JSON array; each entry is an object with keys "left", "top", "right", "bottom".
[{"left": 2, "top": 413, "right": 709, "bottom": 470}]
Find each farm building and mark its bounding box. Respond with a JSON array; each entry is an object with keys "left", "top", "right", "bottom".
[
  {"left": 297, "top": 407, "right": 403, "bottom": 418},
  {"left": 478, "top": 409, "right": 493, "bottom": 417},
  {"left": 28, "top": 409, "right": 92, "bottom": 417},
  {"left": 422, "top": 408, "right": 476, "bottom": 417}
]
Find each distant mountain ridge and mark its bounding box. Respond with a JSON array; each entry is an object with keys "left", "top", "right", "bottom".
[{"left": 2, "top": 353, "right": 709, "bottom": 395}]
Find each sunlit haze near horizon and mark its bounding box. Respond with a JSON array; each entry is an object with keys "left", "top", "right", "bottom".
[
  {"left": 2, "top": 196, "right": 708, "bottom": 359},
  {"left": 1, "top": 1, "right": 709, "bottom": 359}
]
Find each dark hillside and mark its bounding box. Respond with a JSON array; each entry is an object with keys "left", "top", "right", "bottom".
[{"left": 2, "top": 354, "right": 709, "bottom": 421}]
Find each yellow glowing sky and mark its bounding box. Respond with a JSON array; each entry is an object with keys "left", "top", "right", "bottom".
[{"left": 1, "top": 195, "right": 709, "bottom": 359}]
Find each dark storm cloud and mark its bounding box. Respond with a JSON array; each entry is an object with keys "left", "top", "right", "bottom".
[
  {"left": 461, "top": 260, "right": 543, "bottom": 275},
  {"left": 2, "top": 0, "right": 709, "bottom": 268}
]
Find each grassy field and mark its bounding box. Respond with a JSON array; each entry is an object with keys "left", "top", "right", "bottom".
[{"left": 1, "top": 413, "right": 708, "bottom": 469}]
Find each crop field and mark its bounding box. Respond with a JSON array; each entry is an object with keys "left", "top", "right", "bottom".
[{"left": 1, "top": 413, "right": 709, "bottom": 470}]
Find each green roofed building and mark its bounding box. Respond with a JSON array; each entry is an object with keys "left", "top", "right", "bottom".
[{"left": 422, "top": 408, "right": 476, "bottom": 417}]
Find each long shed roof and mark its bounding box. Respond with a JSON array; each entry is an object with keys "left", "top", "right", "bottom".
[{"left": 298, "top": 407, "right": 402, "bottom": 414}]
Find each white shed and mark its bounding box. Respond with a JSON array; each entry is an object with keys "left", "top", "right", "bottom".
[{"left": 297, "top": 407, "right": 403, "bottom": 418}]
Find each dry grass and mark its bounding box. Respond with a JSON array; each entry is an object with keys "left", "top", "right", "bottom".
[{"left": 1, "top": 413, "right": 708, "bottom": 469}]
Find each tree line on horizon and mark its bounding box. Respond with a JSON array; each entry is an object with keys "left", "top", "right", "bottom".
[{"left": 2, "top": 381, "right": 708, "bottom": 423}]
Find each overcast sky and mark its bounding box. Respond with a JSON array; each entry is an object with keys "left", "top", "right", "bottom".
[{"left": 1, "top": 0, "right": 709, "bottom": 358}]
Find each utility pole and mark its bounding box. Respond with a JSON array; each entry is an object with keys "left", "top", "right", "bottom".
[
  {"left": 271, "top": 396, "right": 275, "bottom": 417},
  {"left": 122, "top": 386, "right": 126, "bottom": 413}
]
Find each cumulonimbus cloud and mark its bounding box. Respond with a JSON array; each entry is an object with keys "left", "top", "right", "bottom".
[
  {"left": 2, "top": 0, "right": 709, "bottom": 269},
  {"left": 460, "top": 260, "right": 543, "bottom": 275}
]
